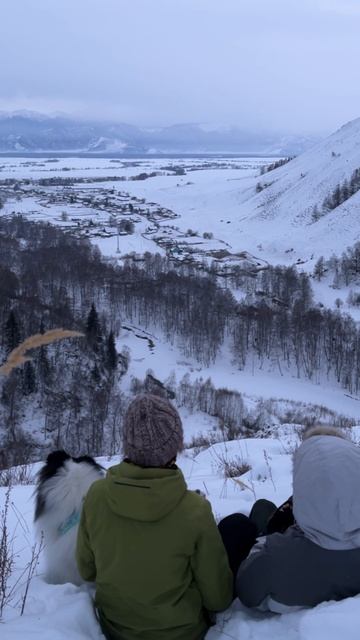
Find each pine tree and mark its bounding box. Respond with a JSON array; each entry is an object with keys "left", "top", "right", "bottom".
[
  {"left": 298, "top": 273, "right": 313, "bottom": 309},
  {"left": 311, "top": 205, "right": 321, "bottom": 222},
  {"left": 332, "top": 184, "right": 342, "bottom": 209},
  {"left": 37, "top": 319, "right": 52, "bottom": 386},
  {"left": 86, "top": 304, "right": 102, "bottom": 350},
  {"left": 313, "top": 256, "right": 326, "bottom": 281},
  {"left": 23, "top": 361, "right": 37, "bottom": 395},
  {"left": 38, "top": 347, "right": 52, "bottom": 386},
  {"left": 91, "top": 363, "right": 101, "bottom": 384},
  {"left": 4, "top": 310, "right": 21, "bottom": 354},
  {"left": 350, "top": 168, "right": 360, "bottom": 195},
  {"left": 105, "top": 331, "right": 117, "bottom": 370},
  {"left": 341, "top": 180, "right": 349, "bottom": 203}
]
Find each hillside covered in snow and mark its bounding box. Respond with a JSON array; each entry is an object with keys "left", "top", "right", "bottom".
[
  {"left": 235, "top": 117, "right": 360, "bottom": 261},
  {"left": 2, "top": 426, "right": 360, "bottom": 640},
  {"left": 99, "top": 116, "right": 360, "bottom": 267}
]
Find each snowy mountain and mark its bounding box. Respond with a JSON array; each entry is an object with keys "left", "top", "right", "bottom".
[
  {"left": 0, "top": 113, "right": 144, "bottom": 154},
  {"left": 229, "top": 116, "right": 360, "bottom": 261},
  {"left": 248, "top": 118, "right": 360, "bottom": 219},
  {"left": 0, "top": 111, "right": 318, "bottom": 155}
]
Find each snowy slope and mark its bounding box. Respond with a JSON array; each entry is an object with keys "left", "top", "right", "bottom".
[
  {"left": 233, "top": 117, "right": 360, "bottom": 261},
  {"left": 2, "top": 429, "right": 360, "bottom": 639},
  {"left": 118, "top": 118, "right": 360, "bottom": 265},
  {"left": 116, "top": 325, "right": 360, "bottom": 421},
  {"left": 249, "top": 118, "right": 360, "bottom": 221}
]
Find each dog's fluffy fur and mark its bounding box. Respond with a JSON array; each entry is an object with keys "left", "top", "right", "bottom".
[{"left": 34, "top": 450, "right": 103, "bottom": 585}]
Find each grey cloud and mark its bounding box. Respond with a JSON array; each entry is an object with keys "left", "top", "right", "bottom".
[{"left": 0, "top": 0, "right": 359, "bottom": 134}]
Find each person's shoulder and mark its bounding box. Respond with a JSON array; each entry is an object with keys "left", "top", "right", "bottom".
[
  {"left": 182, "top": 488, "right": 209, "bottom": 506},
  {"left": 263, "top": 526, "right": 309, "bottom": 558},
  {"left": 179, "top": 489, "right": 214, "bottom": 522},
  {"left": 84, "top": 477, "right": 107, "bottom": 504}
]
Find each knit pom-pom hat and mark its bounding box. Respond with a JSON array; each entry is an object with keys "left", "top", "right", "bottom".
[{"left": 122, "top": 394, "right": 184, "bottom": 467}]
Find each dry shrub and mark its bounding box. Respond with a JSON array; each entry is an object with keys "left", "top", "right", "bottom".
[
  {"left": 186, "top": 433, "right": 217, "bottom": 455},
  {"left": 222, "top": 456, "right": 251, "bottom": 478},
  {"left": 0, "top": 486, "right": 44, "bottom": 619},
  {"left": 0, "top": 465, "right": 34, "bottom": 488},
  {"left": 214, "top": 450, "right": 251, "bottom": 479},
  {"left": 0, "top": 487, "right": 14, "bottom": 619}
]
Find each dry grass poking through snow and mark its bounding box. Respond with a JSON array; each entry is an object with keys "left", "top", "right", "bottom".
[
  {"left": 0, "top": 329, "right": 84, "bottom": 376},
  {"left": 214, "top": 449, "right": 251, "bottom": 479},
  {"left": 0, "top": 465, "right": 34, "bottom": 487},
  {"left": 221, "top": 455, "right": 252, "bottom": 479}
]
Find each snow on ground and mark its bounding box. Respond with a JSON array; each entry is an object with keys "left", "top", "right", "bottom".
[
  {"left": 95, "top": 224, "right": 166, "bottom": 257},
  {"left": 2, "top": 429, "right": 360, "bottom": 639},
  {"left": 311, "top": 276, "right": 360, "bottom": 321},
  {"left": 2, "top": 158, "right": 267, "bottom": 264},
  {"left": 0, "top": 156, "right": 267, "bottom": 181},
  {"left": 0, "top": 157, "right": 167, "bottom": 180},
  {"left": 118, "top": 325, "right": 360, "bottom": 421}
]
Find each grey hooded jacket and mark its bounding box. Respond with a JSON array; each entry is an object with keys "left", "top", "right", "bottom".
[{"left": 236, "top": 434, "right": 360, "bottom": 612}]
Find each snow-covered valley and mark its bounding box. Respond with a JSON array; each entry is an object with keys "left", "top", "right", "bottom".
[
  {"left": 2, "top": 117, "right": 359, "bottom": 269},
  {"left": 2, "top": 120, "right": 360, "bottom": 419},
  {"left": 1, "top": 117, "right": 360, "bottom": 639}
]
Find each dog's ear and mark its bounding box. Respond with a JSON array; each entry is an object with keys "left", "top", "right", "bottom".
[
  {"left": 36, "top": 451, "right": 72, "bottom": 498},
  {"left": 46, "top": 450, "right": 71, "bottom": 466},
  {"left": 74, "top": 455, "right": 104, "bottom": 472}
]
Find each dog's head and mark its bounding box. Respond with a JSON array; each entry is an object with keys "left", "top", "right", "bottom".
[
  {"left": 34, "top": 450, "right": 103, "bottom": 521},
  {"left": 38, "top": 450, "right": 72, "bottom": 483}
]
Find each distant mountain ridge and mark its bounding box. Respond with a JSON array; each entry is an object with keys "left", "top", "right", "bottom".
[{"left": 0, "top": 111, "right": 318, "bottom": 155}]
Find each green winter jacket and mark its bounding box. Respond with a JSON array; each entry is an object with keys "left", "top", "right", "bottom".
[{"left": 76, "top": 461, "right": 233, "bottom": 640}]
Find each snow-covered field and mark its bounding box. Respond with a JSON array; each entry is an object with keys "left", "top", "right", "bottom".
[
  {"left": 2, "top": 119, "right": 360, "bottom": 271},
  {"left": 117, "top": 322, "right": 360, "bottom": 421},
  {"left": 3, "top": 118, "right": 358, "bottom": 271},
  {"left": 1, "top": 156, "right": 271, "bottom": 267},
  {"left": 2, "top": 425, "right": 360, "bottom": 639},
  {"left": 2, "top": 138, "right": 360, "bottom": 429}
]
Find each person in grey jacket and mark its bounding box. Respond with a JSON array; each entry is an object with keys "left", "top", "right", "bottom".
[{"left": 236, "top": 426, "right": 360, "bottom": 613}]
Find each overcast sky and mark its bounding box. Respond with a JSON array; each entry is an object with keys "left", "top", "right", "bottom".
[{"left": 0, "top": 0, "right": 359, "bottom": 134}]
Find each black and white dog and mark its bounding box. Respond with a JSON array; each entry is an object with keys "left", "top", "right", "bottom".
[{"left": 34, "top": 450, "right": 104, "bottom": 585}]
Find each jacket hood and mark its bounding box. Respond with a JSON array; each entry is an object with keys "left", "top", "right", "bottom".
[
  {"left": 293, "top": 435, "right": 360, "bottom": 550},
  {"left": 105, "top": 461, "right": 187, "bottom": 522}
]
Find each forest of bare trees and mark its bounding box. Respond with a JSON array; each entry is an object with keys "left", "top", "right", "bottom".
[{"left": 1, "top": 214, "right": 360, "bottom": 464}]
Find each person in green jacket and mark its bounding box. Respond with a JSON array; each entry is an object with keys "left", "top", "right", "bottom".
[{"left": 76, "top": 394, "right": 233, "bottom": 640}]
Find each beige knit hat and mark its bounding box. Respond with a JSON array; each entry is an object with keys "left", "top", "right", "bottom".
[{"left": 122, "top": 394, "right": 184, "bottom": 467}]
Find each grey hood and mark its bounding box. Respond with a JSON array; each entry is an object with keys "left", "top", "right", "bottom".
[{"left": 293, "top": 435, "right": 360, "bottom": 550}]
